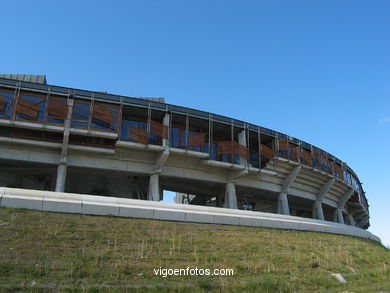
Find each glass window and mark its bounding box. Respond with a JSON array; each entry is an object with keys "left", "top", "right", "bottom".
[
  {"left": 16, "top": 92, "right": 46, "bottom": 122},
  {"left": 0, "top": 90, "right": 15, "bottom": 119},
  {"left": 71, "top": 100, "right": 91, "bottom": 128}
]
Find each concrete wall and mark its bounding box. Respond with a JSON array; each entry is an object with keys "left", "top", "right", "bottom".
[{"left": 0, "top": 187, "right": 381, "bottom": 243}]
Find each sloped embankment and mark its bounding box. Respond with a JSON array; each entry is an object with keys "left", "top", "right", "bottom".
[{"left": 0, "top": 208, "right": 388, "bottom": 292}]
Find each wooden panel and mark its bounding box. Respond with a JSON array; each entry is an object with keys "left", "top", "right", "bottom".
[
  {"left": 129, "top": 127, "right": 148, "bottom": 144},
  {"left": 47, "top": 98, "right": 67, "bottom": 119},
  {"left": 261, "top": 145, "right": 274, "bottom": 160},
  {"left": 150, "top": 121, "right": 168, "bottom": 138},
  {"left": 289, "top": 145, "right": 300, "bottom": 162},
  {"left": 278, "top": 139, "right": 289, "bottom": 151},
  {"left": 16, "top": 98, "right": 39, "bottom": 118},
  {"left": 187, "top": 133, "right": 205, "bottom": 147},
  {"left": 217, "top": 141, "right": 248, "bottom": 159},
  {"left": 302, "top": 149, "right": 312, "bottom": 166},
  {"left": 334, "top": 164, "right": 342, "bottom": 178},
  {"left": 93, "top": 103, "right": 113, "bottom": 125}
]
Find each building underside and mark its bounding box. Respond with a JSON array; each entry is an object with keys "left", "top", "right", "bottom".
[{"left": 0, "top": 75, "right": 370, "bottom": 229}]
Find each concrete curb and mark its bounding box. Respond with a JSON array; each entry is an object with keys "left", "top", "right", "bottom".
[{"left": 0, "top": 187, "right": 381, "bottom": 243}]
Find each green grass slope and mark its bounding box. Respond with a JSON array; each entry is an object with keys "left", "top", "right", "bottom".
[{"left": 0, "top": 208, "right": 388, "bottom": 292}]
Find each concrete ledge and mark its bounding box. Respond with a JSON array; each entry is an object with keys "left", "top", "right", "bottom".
[
  {"left": 1, "top": 194, "right": 43, "bottom": 210},
  {"left": 82, "top": 203, "right": 120, "bottom": 216},
  {"left": 119, "top": 205, "right": 154, "bottom": 219},
  {"left": 0, "top": 187, "right": 381, "bottom": 243},
  {"left": 43, "top": 199, "right": 82, "bottom": 214},
  {"left": 185, "top": 211, "right": 215, "bottom": 223}
]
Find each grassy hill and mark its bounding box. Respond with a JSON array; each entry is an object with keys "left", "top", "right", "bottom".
[{"left": 0, "top": 207, "right": 389, "bottom": 292}]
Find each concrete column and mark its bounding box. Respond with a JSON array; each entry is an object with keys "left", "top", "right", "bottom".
[
  {"left": 238, "top": 130, "right": 247, "bottom": 166},
  {"left": 347, "top": 214, "right": 355, "bottom": 226},
  {"left": 162, "top": 114, "right": 170, "bottom": 147},
  {"left": 277, "top": 192, "right": 290, "bottom": 215},
  {"left": 333, "top": 208, "right": 344, "bottom": 224},
  {"left": 55, "top": 164, "right": 67, "bottom": 193},
  {"left": 147, "top": 174, "right": 160, "bottom": 201},
  {"left": 312, "top": 200, "right": 324, "bottom": 220},
  {"left": 224, "top": 182, "right": 237, "bottom": 209},
  {"left": 55, "top": 99, "right": 73, "bottom": 192}
]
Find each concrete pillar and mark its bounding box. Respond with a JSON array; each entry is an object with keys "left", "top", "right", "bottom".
[
  {"left": 147, "top": 174, "right": 160, "bottom": 201},
  {"left": 312, "top": 200, "right": 325, "bottom": 220},
  {"left": 224, "top": 182, "right": 237, "bottom": 209},
  {"left": 162, "top": 114, "right": 170, "bottom": 147},
  {"left": 347, "top": 214, "right": 355, "bottom": 226},
  {"left": 55, "top": 99, "right": 73, "bottom": 192},
  {"left": 238, "top": 130, "right": 247, "bottom": 166},
  {"left": 333, "top": 208, "right": 344, "bottom": 224},
  {"left": 55, "top": 164, "right": 67, "bottom": 192},
  {"left": 277, "top": 192, "right": 290, "bottom": 215}
]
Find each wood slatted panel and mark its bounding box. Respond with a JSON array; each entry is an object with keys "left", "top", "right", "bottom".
[
  {"left": 16, "top": 98, "right": 39, "bottom": 118},
  {"left": 150, "top": 120, "right": 168, "bottom": 138},
  {"left": 217, "top": 141, "right": 248, "bottom": 159},
  {"left": 47, "top": 98, "right": 67, "bottom": 119},
  {"left": 217, "top": 141, "right": 234, "bottom": 154},
  {"left": 128, "top": 127, "right": 148, "bottom": 144},
  {"left": 328, "top": 160, "right": 334, "bottom": 174},
  {"left": 237, "top": 144, "right": 248, "bottom": 159},
  {"left": 312, "top": 148, "right": 321, "bottom": 159},
  {"left": 302, "top": 149, "right": 312, "bottom": 166},
  {"left": 187, "top": 133, "right": 205, "bottom": 147},
  {"left": 261, "top": 145, "right": 274, "bottom": 160},
  {"left": 278, "top": 139, "right": 289, "bottom": 151},
  {"left": 334, "top": 164, "right": 342, "bottom": 178},
  {"left": 0, "top": 98, "right": 3, "bottom": 109},
  {"left": 289, "top": 144, "right": 300, "bottom": 162},
  {"left": 93, "top": 103, "right": 113, "bottom": 125}
]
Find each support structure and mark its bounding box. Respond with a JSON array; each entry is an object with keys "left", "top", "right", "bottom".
[
  {"left": 148, "top": 113, "right": 170, "bottom": 201},
  {"left": 313, "top": 178, "right": 335, "bottom": 220},
  {"left": 333, "top": 207, "right": 344, "bottom": 224},
  {"left": 333, "top": 188, "right": 354, "bottom": 224},
  {"left": 224, "top": 182, "right": 237, "bottom": 209},
  {"left": 55, "top": 99, "right": 73, "bottom": 192},
  {"left": 147, "top": 173, "right": 160, "bottom": 201},
  {"left": 277, "top": 165, "right": 301, "bottom": 215},
  {"left": 238, "top": 129, "right": 247, "bottom": 167},
  {"left": 347, "top": 214, "right": 355, "bottom": 226}
]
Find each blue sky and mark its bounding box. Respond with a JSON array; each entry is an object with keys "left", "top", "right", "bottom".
[{"left": 1, "top": 0, "right": 389, "bottom": 246}]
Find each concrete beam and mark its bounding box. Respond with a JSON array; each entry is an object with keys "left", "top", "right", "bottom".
[
  {"left": 338, "top": 188, "right": 354, "bottom": 207},
  {"left": 317, "top": 178, "right": 335, "bottom": 201},
  {"left": 228, "top": 169, "right": 248, "bottom": 182},
  {"left": 153, "top": 147, "right": 170, "bottom": 173},
  {"left": 281, "top": 165, "right": 301, "bottom": 193}
]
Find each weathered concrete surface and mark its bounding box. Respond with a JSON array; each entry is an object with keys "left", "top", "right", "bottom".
[{"left": 0, "top": 187, "right": 381, "bottom": 243}]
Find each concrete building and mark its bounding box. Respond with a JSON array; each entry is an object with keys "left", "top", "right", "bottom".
[{"left": 0, "top": 75, "right": 370, "bottom": 229}]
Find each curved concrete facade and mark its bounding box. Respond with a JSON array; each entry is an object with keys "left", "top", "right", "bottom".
[
  {"left": 0, "top": 187, "right": 380, "bottom": 242},
  {"left": 0, "top": 76, "right": 370, "bottom": 232}
]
